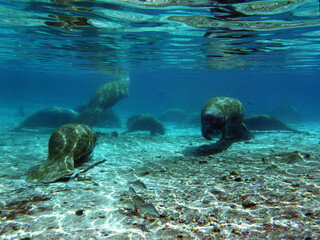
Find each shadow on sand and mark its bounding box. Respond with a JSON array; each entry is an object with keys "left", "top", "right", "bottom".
[{"left": 182, "top": 139, "right": 234, "bottom": 156}]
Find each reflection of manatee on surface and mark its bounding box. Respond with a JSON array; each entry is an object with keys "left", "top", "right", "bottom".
[
  {"left": 243, "top": 115, "right": 306, "bottom": 133},
  {"left": 26, "top": 123, "right": 97, "bottom": 184},
  {"left": 201, "top": 97, "right": 254, "bottom": 141},
  {"left": 45, "top": 15, "right": 92, "bottom": 32},
  {"left": 117, "top": 0, "right": 214, "bottom": 7},
  {"left": 77, "top": 79, "right": 129, "bottom": 126},
  {"left": 11, "top": 107, "right": 79, "bottom": 131},
  {"left": 123, "top": 115, "right": 165, "bottom": 136},
  {"left": 168, "top": 15, "right": 320, "bottom": 31}
]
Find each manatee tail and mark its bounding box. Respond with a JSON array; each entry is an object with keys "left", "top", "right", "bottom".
[
  {"left": 222, "top": 122, "right": 255, "bottom": 141},
  {"left": 9, "top": 126, "right": 23, "bottom": 132},
  {"left": 121, "top": 130, "right": 130, "bottom": 135}
]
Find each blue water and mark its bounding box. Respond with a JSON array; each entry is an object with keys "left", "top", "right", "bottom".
[
  {"left": 1, "top": 0, "right": 320, "bottom": 122},
  {"left": 1, "top": 1, "right": 320, "bottom": 239}
]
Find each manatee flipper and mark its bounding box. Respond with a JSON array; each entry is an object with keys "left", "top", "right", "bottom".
[
  {"left": 26, "top": 124, "right": 97, "bottom": 184},
  {"left": 222, "top": 122, "right": 255, "bottom": 141},
  {"left": 26, "top": 157, "right": 74, "bottom": 183}
]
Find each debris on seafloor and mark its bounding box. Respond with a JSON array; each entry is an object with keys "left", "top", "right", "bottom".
[{"left": 127, "top": 179, "right": 148, "bottom": 190}]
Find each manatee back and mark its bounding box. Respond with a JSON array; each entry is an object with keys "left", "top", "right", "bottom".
[
  {"left": 14, "top": 107, "right": 79, "bottom": 130},
  {"left": 126, "top": 116, "right": 165, "bottom": 135}
]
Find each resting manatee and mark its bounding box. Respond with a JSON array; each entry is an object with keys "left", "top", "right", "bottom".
[
  {"left": 123, "top": 115, "right": 165, "bottom": 136},
  {"left": 26, "top": 123, "right": 97, "bottom": 183},
  {"left": 270, "top": 105, "right": 303, "bottom": 123},
  {"left": 158, "top": 108, "right": 188, "bottom": 124},
  {"left": 201, "top": 97, "right": 254, "bottom": 141},
  {"left": 77, "top": 79, "right": 129, "bottom": 126},
  {"left": 126, "top": 114, "right": 144, "bottom": 129},
  {"left": 11, "top": 107, "right": 79, "bottom": 131},
  {"left": 243, "top": 115, "right": 306, "bottom": 133}
]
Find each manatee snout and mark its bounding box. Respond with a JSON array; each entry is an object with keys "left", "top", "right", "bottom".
[{"left": 201, "top": 114, "right": 223, "bottom": 140}]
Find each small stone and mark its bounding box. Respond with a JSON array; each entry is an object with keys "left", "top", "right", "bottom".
[
  {"left": 242, "top": 199, "right": 257, "bottom": 209},
  {"left": 19, "top": 233, "right": 31, "bottom": 240},
  {"left": 305, "top": 212, "right": 314, "bottom": 216},
  {"left": 234, "top": 177, "right": 242, "bottom": 182},
  {"left": 75, "top": 209, "right": 84, "bottom": 216},
  {"left": 230, "top": 171, "right": 238, "bottom": 176},
  {"left": 141, "top": 171, "right": 150, "bottom": 176},
  {"left": 292, "top": 182, "right": 300, "bottom": 187},
  {"left": 77, "top": 173, "right": 92, "bottom": 181},
  {"left": 221, "top": 175, "right": 227, "bottom": 180},
  {"left": 199, "top": 160, "right": 208, "bottom": 164},
  {"left": 176, "top": 234, "right": 184, "bottom": 239},
  {"left": 111, "top": 131, "right": 118, "bottom": 137},
  {"left": 212, "top": 224, "right": 220, "bottom": 233}
]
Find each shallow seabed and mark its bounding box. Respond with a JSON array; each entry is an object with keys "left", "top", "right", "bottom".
[{"left": 1, "top": 117, "right": 320, "bottom": 239}]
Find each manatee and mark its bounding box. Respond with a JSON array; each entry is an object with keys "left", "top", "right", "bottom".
[
  {"left": 201, "top": 97, "right": 254, "bottom": 141},
  {"left": 95, "top": 109, "right": 122, "bottom": 128},
  {"left": 123, "top": 115, "right": 165, "bottom": 136},
  {"left": 126, "top": 114, "right": 144, "bottom": 129},
  {"left": 26, "top": 123, "right": 97, "bottom": 183},
  {"left": 11, "top": 107, "right": 79, "bottom": 131},
  {"left": 77, "top": 79, "right": 129, "bottom": 126},
  {"left": 243, "top": 115, "right": 306, "bottom": 133},
  {"left": 186, "top": 112, "right": 201, "bottom": 126},
  {"left": 158, "top": 108, "right": 188, "bottom": 124},
  {"left": 270, "top": 105, "right": 303, "bottom": 123}
]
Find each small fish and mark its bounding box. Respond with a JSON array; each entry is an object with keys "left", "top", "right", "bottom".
[
  {"left": 120, "top": 198, "right": 135, "bottom": 211},
  {"left": 128, "top": 186, "right": 137, "bottom": 195},
  {"left": 140, "top": 202, "right": 160, "bottom": 217},
  {"left": 132, "top": 194, "right": 145, "bottom": 207},
  {"left": 127, "top": 179, "right": 148, "bottom": 190},
  {"left": 131, "top": 195, "right": 160, "bottom": 217},
  {"left": 133, "top": 223, "right": 150, "bottom": 232}
]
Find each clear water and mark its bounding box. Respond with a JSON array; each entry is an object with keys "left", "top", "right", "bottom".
[
  {"left": 1, "top": 1, "right": 320, "bottom": 239},
  {"left": 0, "top": 0, "right": 320, "bottom": 119}
]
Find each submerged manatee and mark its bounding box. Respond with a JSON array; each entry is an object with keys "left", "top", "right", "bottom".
[
  {"left": 201, "top": 97, "right": 254, "bottom": 141},
  {"left": 270, "top": 105, "right": 303, "bottom": 123},
  {"left": 124, "top": 115, "right": 165, "bottom": 136},
  {"left": 26, "top": 123, "right": 97, "bottom": 183},
  {"left": 158, "top": 108, "right": 188, "bottom": 124},
  {"left": 244, "top": 115, "right": 306, "bottom": 133},
  {"left": 77, "top": 79, "right": 129, "bottom": 126},
  {"left": 11, "top": 107, "right": 79, "bottom": 131}
]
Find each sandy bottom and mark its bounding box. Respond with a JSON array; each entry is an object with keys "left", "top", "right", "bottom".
[{"left": 0, "top": 114, "right": 320, "bottom": 239}]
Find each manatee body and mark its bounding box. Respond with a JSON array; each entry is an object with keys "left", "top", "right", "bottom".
[
  {"left": 201, "top": 97, "right": 254, "bottom": 141},
  {"left": 77, "top": 79, "right": 129, "bottom": 126},
  {"left": 126, "top": 114, "right": 144, "bottom": 129},
  {"left": 270, "top": 105, "right": 302, "bottom": 123},
  {"left": 124, "top": 115, "right": 165, "bottom": 136},
  {"left": 158, "top": 108, "right": 188, "bottom": 124},
  {"left": 26, "top": 123, "right": 97, "bottom": 183},
  {"left": 12, "top": 107, "right": 79, "bottom": 131},
  {"left": 244, "top": 115, "right": 305, "bottom": 133}
]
